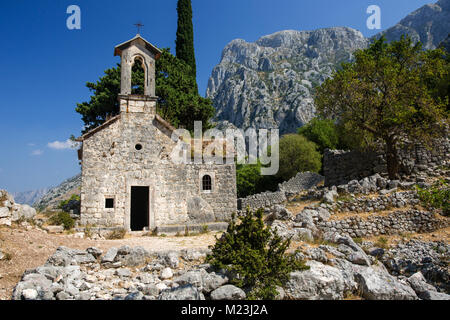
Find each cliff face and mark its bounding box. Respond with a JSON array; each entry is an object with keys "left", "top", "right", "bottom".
[
  {"left": 206, "top": 27, "right": 368, "bottom": 134},
  {"left": 206, "top": 1, "right": 450, "bottom": 134},
  {"left": 375, "top": 0, "right": 450, "bottom": 50}
]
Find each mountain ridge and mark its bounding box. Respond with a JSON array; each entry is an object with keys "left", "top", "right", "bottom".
[{"left": 206, "top": 0, "right": 450, "bottom": 134}]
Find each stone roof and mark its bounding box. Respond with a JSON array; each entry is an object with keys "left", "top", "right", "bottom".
[{"left": 114, "top": 34, "right": 162, "bottom": 59}]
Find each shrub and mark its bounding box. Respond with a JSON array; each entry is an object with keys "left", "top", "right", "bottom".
[
  {"left": 417, "top": 180, "right": 449, "bottom": 215},
  {"left": 298, "top": 118, "right": 340, "bottom": 152},
  {"left": 49, "top": 212, "right": 75, "bottom": 230},
  {"left": 276, "top": 134, "right": 322, "bottom": 181},
  {"left": 201, "top": 225, "right": 209, "bottom": 234},
  {"left": 236, "top": 160, "right": 281, "bottom": 198},
  {"left": 106, "top": 228, "right": 126, "bottom": 240},
  {"left": 58, "top": 194, "right": 81, "bottom": 214},
  {"left": 206, "top": 208, "right": 309, "bottom": 300}
]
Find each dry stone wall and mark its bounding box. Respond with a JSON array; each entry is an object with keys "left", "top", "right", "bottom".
[
  {"left": 318, "top": 210, "right": 449, "bottom": 238},
  {"left": 323, "top": 137, "right": 450, "bottom": 187},
  {"left": 238, "top": 171, "right": 324, "bottom": 210}
]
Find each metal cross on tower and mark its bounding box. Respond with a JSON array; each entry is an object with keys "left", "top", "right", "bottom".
[{"left": 134, "top": 22, "right": 144, "bottom": 34}]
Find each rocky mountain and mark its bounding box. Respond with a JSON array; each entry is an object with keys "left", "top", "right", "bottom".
[
  {"left": 375, "top": 0, "right": 450, "bottom": 50},
  {"left": 206, "top": 0, "right": 450, "bottom": 134},
  {"left": 206, "top": 27, "right": 368, "bottom": 134},
  {"left": 33, "top": 174, "right": 81, "bottom": 211},
  {"left": 11, "top": 188, "right": 49, "bottom": 206}
]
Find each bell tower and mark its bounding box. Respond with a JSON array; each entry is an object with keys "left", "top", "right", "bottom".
[{"left": 114, "top": 34, "right": 162, "bottom": 113}]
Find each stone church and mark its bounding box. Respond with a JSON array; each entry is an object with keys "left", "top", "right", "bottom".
[{"left": 76, "top": 35, "right": 237, "bottom": 232}]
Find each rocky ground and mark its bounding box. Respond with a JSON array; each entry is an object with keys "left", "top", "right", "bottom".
[
  {"left": 2, "top": 170, "right": 449, "bottom": 300},
  {"left": 0, "top": 225, "right": 217, "bottom": 300}
]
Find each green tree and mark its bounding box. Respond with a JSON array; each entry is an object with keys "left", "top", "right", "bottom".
[
  {"left": 236, "top": 161, "right": 281, "bottom": 198},
  {"left": 298, "top": 118, "right": 340, "bottom": 152},
  {"left": 75, "top": 49, "right": 214, "bottom": 133},
  {"left": 315, "top": 36, "right": 449, "bottom": 179},
  {"left": 207, "top": 208, "right": 308, "bottom": 300},
  {"left": 176, "top": 0, "right": 197, "bottom": 88},
  {"left": 276, "top": 134, "right": 322, "bottom": 181}
]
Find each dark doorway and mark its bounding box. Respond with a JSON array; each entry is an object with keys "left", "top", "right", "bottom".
[{"left": 131, "top": 186, "right": 149, "bottom": 231}]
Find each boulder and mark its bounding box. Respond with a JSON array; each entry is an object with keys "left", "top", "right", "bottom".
[
  {"left": 160, "top": 267, "right": 173, "bottom": 280},
  {"left": 0, "top": 207, "right": 10, "bottom": 218},
  {"left": 12, "top": 273, "right": 53, "bottom": 300},
  {"left": 101, "top": 248, "right": 118, "bottom": 263},
  {"left": 284, "top": 260, "right": 346, "bottom": 300},
  {"left": 355, "top": 267, "right": 418, "bottom": 300},
  {"left": 159, "top": 284, "right": 202, "bottom": 300},
  {"left": 159, "top": 251, "right": 180, "bottom": 268},
  {"left": 270, "top": 205, "right": 292, "bottom": 221},
  {"left": 115, "top": 246, "right": 149, "bottom": 267},
  {"left": 45, "top": 225, "right": 64, "bottom": 234},
  {"left": 407, "top": 272, "right": 450, "bottom": 300},
  {"left": 174, "top": 269, "right": 228, "bottom": 293},
  {"left": 13, "top": 204, "right": 36, "bottom": 221},
  {"left": 45, "top": 246, "right": 95, "bottom": 266},
  {"left": 210, "top": 285, "right": 246, "bottom": 300}
]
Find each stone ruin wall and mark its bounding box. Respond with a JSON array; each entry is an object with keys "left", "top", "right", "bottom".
[
  {"left": 238, "top": 172, "right": 324, "bottom": 211},
  {"left": 323, "top": 136, "right": 450, "bottom": 187}
]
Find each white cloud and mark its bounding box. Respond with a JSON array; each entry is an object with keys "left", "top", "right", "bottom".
[
  {"left": 27, "top": 143, "right": 36, "bottom": 147},
  {"left": 48, "top": 139, "right": 80, "bottom": 150},
  {"left": 31, "top": 149, "right": 43, "bottom": 156}
]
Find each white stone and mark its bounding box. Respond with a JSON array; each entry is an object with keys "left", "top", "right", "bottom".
[
  {"left": 160, "top": 267, "right": 173, "bottom": 280},
  {"left": 22, "top": 289, "right": 38, "bottom": 300}
]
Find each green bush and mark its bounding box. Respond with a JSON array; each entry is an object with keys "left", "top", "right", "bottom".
[
  {"left": 417, "top": 180, "right": 449, "bottom": 215},
  {"left": 236, "top": 160, "right": 281, "bottom": 198},
  {"left": 298, "top": 118, "right": 340, "bottom": 152},
  {"left": 206, "top": 208, "right": 309, "bottom": 300},
  {"left": 276, "top": 134, "right": 322, "bottom": 181},
  {"left": 49, "top": 212, "right": 75, "bottom": 230}
]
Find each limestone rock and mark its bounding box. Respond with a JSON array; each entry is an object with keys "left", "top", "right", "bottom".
[
  {"left": 207, "top": 27, "right": 368, "bottom": 134},
  {"left": 355, "top": 267, "right": 418, "bottom": 300},
  {"left": 285, "top": 260, "right": 346, "bottom": 300},
  {"left": 210, "top": 285, "right": 246, "bottom": 300},
  {"left": 159, "top": 285, "right": 202, "bottom": 300}
]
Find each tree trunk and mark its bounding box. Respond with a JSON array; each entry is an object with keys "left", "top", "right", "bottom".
[{"left": 385, "top": 137, "right": 400, "bottom": 180}]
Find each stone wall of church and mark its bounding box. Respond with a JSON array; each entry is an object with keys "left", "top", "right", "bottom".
[{"left": 79, "top": 111, "right": 237, "bottom": 230}]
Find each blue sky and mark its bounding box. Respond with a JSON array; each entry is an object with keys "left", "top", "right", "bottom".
[{"left": 0, "top": 0, "right": 433, "bottom": 193}]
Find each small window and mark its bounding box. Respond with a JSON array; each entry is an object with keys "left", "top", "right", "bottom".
[
  {"left": 202, "top": 175, "right": 212, "bottom": 192},
  {"left": 135, "top": 144, "right": 142, "bottom": 151},
  {"left": 105, "top": 198, "right": 114, "bottom": 209}
]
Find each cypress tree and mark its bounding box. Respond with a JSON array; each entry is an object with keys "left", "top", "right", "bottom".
[{"left": 175, "top": 0, "right": 197, "bottom": 88}]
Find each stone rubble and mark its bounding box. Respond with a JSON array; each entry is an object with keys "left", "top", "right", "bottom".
[{"left": 0, "top": 190, "right": 37, "bottom": 226}]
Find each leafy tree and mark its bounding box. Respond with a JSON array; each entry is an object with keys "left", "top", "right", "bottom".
[
  {"left": 236, "top": 161, "right": 281, "bottom": 198},
  {"left": 206, "top": 208, "right": 308, "bottom": 300},
  {"left": 76, "top": 49, "right": 214, "bottom": 133},
  {"left": 298, "top": 118, "right": 340, "bottom": 152},
  {"left": 276, "top": 134, "right": 322, "bottom": 181},
  {"left": 176, "top": 0, "right": 197, "bottom": 87},
  {"left": 156, "top": 49, "right": 214, "bottom": 131},
  {"left": 315, "top": 36, "right": 449, "bottom": 179}
]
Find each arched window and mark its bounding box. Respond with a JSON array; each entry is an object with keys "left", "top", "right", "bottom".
[
  {"left": 202, "top": 175, "right": 212, "bottom": 192},
  {"left": 131, "top": 56, "right": 145, "bottom": 95}
]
